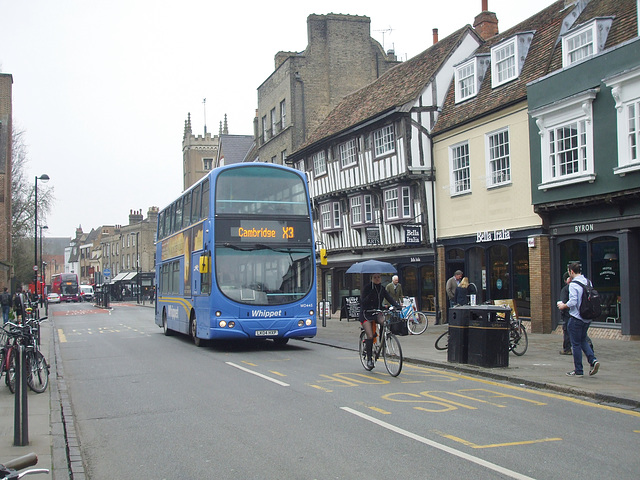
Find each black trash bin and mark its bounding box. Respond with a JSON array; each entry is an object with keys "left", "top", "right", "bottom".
[
  {"left": 447, "top": 306, "right": 471, "bottom": 363},
  {"left": 467, "top": 305, "right": 510, "bottom": 368}
]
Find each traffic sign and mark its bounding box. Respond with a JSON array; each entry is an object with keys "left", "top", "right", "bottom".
[{"left": 104, "top": 268, "right": 111, "bottom": 278}]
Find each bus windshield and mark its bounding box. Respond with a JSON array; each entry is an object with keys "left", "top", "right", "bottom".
[
  {"left": 216, "top": 244, "right": 313, "bottom": 306},
  {"left": 215, "top": 166, "right": 309, "bottom": 216}
]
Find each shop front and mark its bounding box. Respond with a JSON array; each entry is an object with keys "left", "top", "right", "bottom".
[
  {"left": 440, "top": 227, "right": 543, "bottom": 321},
  {"left": 549, "top": 217, "right": 640, "bottom": 336},
  {"left": 318, "top": 249, "right": 435, "bottom": 320}
]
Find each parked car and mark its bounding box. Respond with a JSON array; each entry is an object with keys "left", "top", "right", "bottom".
[
  {"left": 80, "top": 285, "right": 94, "bottom": 302},
  {"left": 47, "top": 292, "right": 61, "bottom": 303}
]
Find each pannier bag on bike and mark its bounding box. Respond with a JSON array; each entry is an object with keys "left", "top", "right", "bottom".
[
  {"left": 571, "top": 280, "right": 602, "bottom": 320},
  {"left": 388, "top": 312, "right": 409, "bottom": 336}
]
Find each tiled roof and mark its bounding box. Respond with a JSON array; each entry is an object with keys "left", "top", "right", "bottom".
[
  {"left": 433, "top": 0, "right": 567, "bottom": 134},
  {"left": 433, "top": 0, "right": 639, "bottom": 134},
  {"left": 298, "top": 25, "right": 478, "bottom": 152}
]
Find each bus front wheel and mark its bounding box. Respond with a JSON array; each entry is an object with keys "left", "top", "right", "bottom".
[{"left": 190, "top": 314, "right": 207, "bottom": 347}]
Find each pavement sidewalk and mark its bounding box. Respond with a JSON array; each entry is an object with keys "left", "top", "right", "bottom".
[{"left": 1, "top": 305, "right": 638, "bottom": 480}]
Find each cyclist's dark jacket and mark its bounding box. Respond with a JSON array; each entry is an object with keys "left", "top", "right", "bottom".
[{"left": 359, "top": 282, "right": 399, "bottom": 322}]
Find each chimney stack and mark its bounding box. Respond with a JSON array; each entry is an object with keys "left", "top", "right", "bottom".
[
  {"left": 433, "top": 28, "right": 439, "bottom": 44},
  {"left": 474, "top": 0, "right": 499, "bottom": 40}
]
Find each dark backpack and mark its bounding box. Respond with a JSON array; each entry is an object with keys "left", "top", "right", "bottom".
[
  {"left": 572, "top": 279, "right": 602, "bottom": 320},
  {"left": 0, "top": 292, "right": 10, "bottom": 306}
]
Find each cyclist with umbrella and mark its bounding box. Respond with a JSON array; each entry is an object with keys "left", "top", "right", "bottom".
[{"left": 349, "top": 260, "right": 401, "bottom": 370}]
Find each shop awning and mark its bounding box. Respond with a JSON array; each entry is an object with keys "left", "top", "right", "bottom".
[
  {"left": 110, "top": 272, "right": 128, "bottom": 282},
  {"left": 123, "top": 272, "right": 138, "bottom": 281}
]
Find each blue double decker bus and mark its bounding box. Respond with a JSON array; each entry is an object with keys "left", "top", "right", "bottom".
[{"left": 155, "top": 163, "right": 317, "bottom": 346}]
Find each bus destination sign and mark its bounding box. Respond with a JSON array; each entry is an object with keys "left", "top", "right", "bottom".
[{"left": 218, "top": 219, "right": 311, "bottom": 244}]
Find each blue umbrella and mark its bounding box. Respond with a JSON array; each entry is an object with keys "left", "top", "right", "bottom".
[{"left": 346, "top": 259, "right": 397, "bottom": 274}]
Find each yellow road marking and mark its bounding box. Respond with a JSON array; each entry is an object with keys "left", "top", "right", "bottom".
[
  {"left": 308, "top": 384, "right": 333, "bottom": 392},
  {"left": 403, "top": 364, "right": 640, "bottom": 417},
  {"left": 242, "top": 361, "right": 257, "bottom": 367},
  {"left": 269, "top": 371, "right": 286, "bottom": 377},
  {"left": 57, "top": 329, "right": 66, "bottom": 343},
  {"left": 432, "top": 430, "right": 562, "bottom": 449},
  {"left": 368, "top": 406, "right": 391, "bottom": 415}
]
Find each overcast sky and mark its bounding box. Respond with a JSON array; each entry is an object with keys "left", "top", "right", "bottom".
[{"left": 1, "top": 0, "right": 553, "bottom": 238}]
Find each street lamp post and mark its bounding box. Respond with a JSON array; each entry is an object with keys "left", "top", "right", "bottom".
[
  {"left": 34, "top": 174, "right": 50, "bottom": 304},
  {"left": 38, "top": 225, "right": 48, "bottom": 306}
]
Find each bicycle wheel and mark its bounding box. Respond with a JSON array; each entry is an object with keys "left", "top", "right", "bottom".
[
  {"left": 510, "top": 323, "right": 528, "bottom": 356},
  {"left": 407, "top": 311, "right": 428, "bottom": 335},
  {"left": 358, "top": 331, "right": 368, "bottom": 370},
  {"left": 435, "top": 330, "right": 449, "bottom": 351},
  {"left": 382, "top": 333, "right": 403, "bottom": 377},
  {"left": 27, "top": 350, "right": 49, "bottom": 393},
  {"left": 6, "top": 347, "right": 16, "bottom": 393}
]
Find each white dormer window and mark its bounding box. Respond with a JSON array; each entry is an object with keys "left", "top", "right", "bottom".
[
  {"left": 491, "top": 33, "right": 534, "bottom": 88},
  {"left": 562, "top": 18, "right": 613, "bottom": 68},
  {"left": 493, "top": 40, "right": 516, "bottom": 85},
  {"left": 454, "top": 55, "right": 490, "bottom": 103},
  {"left": 455, "top": 59, "right": 476, "bottom": 102}
]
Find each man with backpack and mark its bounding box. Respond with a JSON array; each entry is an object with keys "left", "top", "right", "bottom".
[
  {"left": 557, "top": 262, "right": 600, "bottom": 377},
  {"left": 1, "top": 287, "right": 11, "bottom": 324}
]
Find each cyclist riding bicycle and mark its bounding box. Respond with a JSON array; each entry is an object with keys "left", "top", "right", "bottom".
[{"left": 359, "top": 273, "right": 401, "bottom": 370}]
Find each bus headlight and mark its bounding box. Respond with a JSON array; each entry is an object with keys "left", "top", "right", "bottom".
[
  {"left": 309, "top": 310, "right": 314, "bottom": 316},
  {"left": 306, "top": 319, "right": 312, "bottom": 326},
  {"left": 219, "top": 320, "right": 227, "bottom": 328},
  {"left": 298, "top": 320, "right": 304, "bottom": 327},
  {"left": 215, "top": 311, "right": 221, "bottom": 317},
  {"left": 228, "top": 321, "right": 235, "bottom": 328}
]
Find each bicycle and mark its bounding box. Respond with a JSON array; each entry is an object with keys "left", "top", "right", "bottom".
[
  {"left": 400, "top": 297, "right": 428, "bottom": 335},
  {"left": 509, "top": 314, "right": 528, "bottom": 356},
  {"left": 358, "top": 309, "right": 403, "bottom": 377},
  {"left": 434, "top": 310, "right": 528, "bottom": 356},
  {"left": 0, "top": 452, "right": 49, "bottom": 479},
  {"left": 3, "top": 318, "right": 50, "bottom": 394}
]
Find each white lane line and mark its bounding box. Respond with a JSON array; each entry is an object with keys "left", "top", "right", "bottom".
[
  {"left": 341, "top": 407, "right": 537, "bottom": 480},
  {"left": 226, "top": 362, "right": 290, "bottom": 387}
]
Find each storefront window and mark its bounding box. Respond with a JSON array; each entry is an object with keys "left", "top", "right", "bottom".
[
  {"left": 467, "top": 246, "right": 485, "bottom": 304},
  {"left": 402, "top": 267, "right": 418, "bottom": 305},
  {"left": 512, "top": 243, "right": 530, "bottom": 317},
  {"left": 558, "top": 237, "right": 620, "bottom": 324},
  {"left": 591, "top": 237, "right": 620, "bottom": 324},
  {"left": 559, "top": 239, "right": 588, "bottom": 276},
  {"left": 420, "top": 265, "right": 435, "bottom": 312},
  {"left": 488, "top": 245, "right": 510, "bottom": 300}
]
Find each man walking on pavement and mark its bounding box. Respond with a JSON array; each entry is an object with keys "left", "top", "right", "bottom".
[
  {"left": 385, "top": 275, "right": 404, "bottom": 307},
  {"left": 557, "top": 262, "right": 600, "bottom": 377}
]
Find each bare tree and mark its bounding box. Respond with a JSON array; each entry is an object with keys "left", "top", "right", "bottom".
[{"left": 11, "top": 126, "right": 54, "bottom": 285}]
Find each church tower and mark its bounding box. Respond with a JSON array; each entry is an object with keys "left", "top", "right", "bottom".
[{"left": 182, "top": 112, "right": 219, "bottom": 190}]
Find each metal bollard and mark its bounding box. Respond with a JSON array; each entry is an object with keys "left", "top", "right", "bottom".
[{"left": 14, "top": 345, "right": 29, "bottom": 446}]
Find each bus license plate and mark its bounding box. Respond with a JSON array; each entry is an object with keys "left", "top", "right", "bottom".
[{"left": 255, "top": 330, "right": 278, "bottom": 337}]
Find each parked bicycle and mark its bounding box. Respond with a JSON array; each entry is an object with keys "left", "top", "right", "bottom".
[
  {"left": 401, "top": 297, "right": 428, "bottom": 335},
  {"left": 434, "top": 307, "right": 528, "bottom": 355},
  {"left": 1, "top": 317, "right": 50, "bottom": 394},
  {"left": 0, "top": 452, "right": 49, "bottom": 479},
  {"left": 358, "top": 309, "right": 404, "bottom": 376}
]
